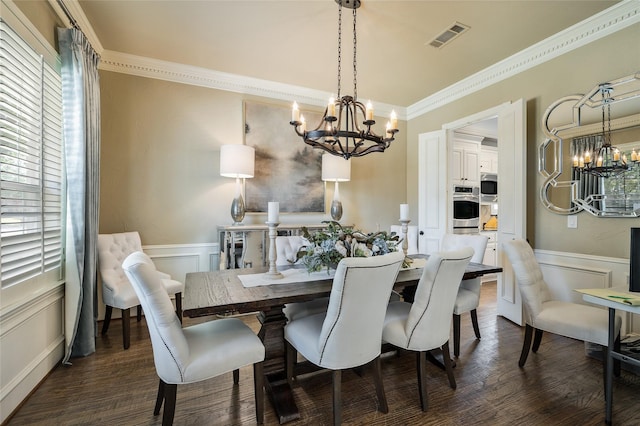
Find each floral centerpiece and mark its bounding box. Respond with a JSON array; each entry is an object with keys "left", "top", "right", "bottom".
[{"left": 295, "top": 221, "right": 411, "bottom": 273}]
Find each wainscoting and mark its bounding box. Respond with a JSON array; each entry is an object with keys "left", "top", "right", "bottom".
[
  {"left": 535, "top": 248, "right": 636, "bottom": 334},
  {"left": 0, "top": 242, "right": 218, "bottom": 423}
]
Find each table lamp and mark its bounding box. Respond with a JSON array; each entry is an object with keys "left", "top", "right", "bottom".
[
  {"left": 321, "top": 154, "right": 351, "bottom": 221},
  {"left": 220, "top": 144, "right": 254, "bottom": 224}
]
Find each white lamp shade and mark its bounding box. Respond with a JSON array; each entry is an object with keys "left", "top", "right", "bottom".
[
  {"left": 220, "top": 144, "right": 255, "bottom": 178},
  {"left": 321, "top": 153, "right": 351, "bottom": 182}
]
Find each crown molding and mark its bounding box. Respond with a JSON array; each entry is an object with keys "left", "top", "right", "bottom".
[
  {"left": 68, "top": 1, "right": 638, "bottom": 123},
  {"left": 406, "top": 1, "right": 640, "bottom": 120},
  {"left": 99, "top": 49, "right": 405, "bottom": 119}
]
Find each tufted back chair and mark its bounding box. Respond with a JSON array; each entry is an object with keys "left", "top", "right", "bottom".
[
  {"left": 440, "top": 233, "right": 489, "bottom": 356},
  {"left": 122, "top": 252, "right": 265, "bottom": 425},
  {"left": 275, "top": 235, "right": 309, "bottom": 266},
  {"left": 503, "top": 239, "right": 621, "bottom": 369},
  {"left": 284, "top": 251, "right": 405, "bottom": 424},
  {"left": 97, "top": 231, "right": 184, "bottom": 349}
]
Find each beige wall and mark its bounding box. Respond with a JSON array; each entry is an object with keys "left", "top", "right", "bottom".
[
  {"left": 407, "top": 23, "right": 640, "bottom": 259},
  {"left": 99, "top": 71, "right": 408, "bottom": 244}
]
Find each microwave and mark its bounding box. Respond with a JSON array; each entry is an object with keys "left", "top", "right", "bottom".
[{"left": 480, "top": 173, "right": 498, "bottom": 202}]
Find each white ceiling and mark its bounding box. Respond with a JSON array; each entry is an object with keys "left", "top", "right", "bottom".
[{"left": 74, "top": 0, "right": 618, "bottom": 108}]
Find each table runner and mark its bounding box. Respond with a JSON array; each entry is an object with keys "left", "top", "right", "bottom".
[{"left": 238, "top": 257, "right": 427, "bottom": 288}]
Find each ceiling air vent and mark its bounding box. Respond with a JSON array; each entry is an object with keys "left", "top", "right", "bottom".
[{"left": 428, "top": 22, "right": 470, "bottom": 48}]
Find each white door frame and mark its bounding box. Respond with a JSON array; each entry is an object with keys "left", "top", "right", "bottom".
[{"left": 418, "top": 100, "right": 526, "bottom": 325}]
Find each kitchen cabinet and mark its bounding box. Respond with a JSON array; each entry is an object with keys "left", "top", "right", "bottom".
[
  {"left": 452, "top": 140, "right": 480, "bottom": 186},
  {"left": 480, "top": 148, "right": 498, "bottom": 174},
  {"left": 480, "top": 230, "right": 497, "bottom": 282}
]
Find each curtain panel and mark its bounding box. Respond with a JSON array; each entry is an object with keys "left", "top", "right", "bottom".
[{"left": 58, "top": 27, "right": 101, "bottom": 363}]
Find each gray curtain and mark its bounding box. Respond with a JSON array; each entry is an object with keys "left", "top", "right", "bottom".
[
  {"left": 571, "top": 134, "right": 602, "bottom": 209},
  {"left": 58, "top": 27, "right": 101, "bottom": 363}
]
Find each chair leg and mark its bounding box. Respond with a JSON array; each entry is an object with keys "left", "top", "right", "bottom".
[
  {"left": 175, "top": 293, "right": 182, "bottom": 323},
  {"left": 519, "top": 324, "right": 534, "bottom": 367},
  {"left": 154, "top": 379, "right": 165, "bottom": 415},
  {"left": 162, "top": 383, "right": 177, "bottom": 426},
  {"left": 442, "top": 341, "right": 456, "bottom": 390},
  {"left": 416, "top": 351, "right": 428, "bottom": 411},
  {"left": 253, "top": 361, "right": 264, "bottom": 425},
  {"left": 137, "top": 305, "right": 142, "bottom": 322},
  {"left": 532, "top": 328, "right": 543, "bottom": 353},
  {"left": 453, "top": 314, "right": 461, "bottom": 357},
  {"left": 370, "top": 356, "right": 388, "bottom": 414},
  {"left": 233, "top": 369, "right": 240, "bottom": 384},
  {"left": 470, "top": 309, "right": 481, "bottom": 339},
  {"left": 102, "top": 306, "right": 113, "bottom": 335},
  {"left": 332, "top": 370, "right": 342, "bottom": 426},
  {"left": 285, "top": 340, "right": 296, "bottom": 385},
  {"left": 122, "top": 308, "right": 131, "bottom": 350}
]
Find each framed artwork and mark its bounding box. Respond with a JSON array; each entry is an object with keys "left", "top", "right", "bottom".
[{"left": 244, "top": 101, "right": 325, "bottom": 213}]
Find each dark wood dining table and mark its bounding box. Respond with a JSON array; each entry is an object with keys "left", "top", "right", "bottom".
[{"left": 183, "top": 255, "right": 502, "bottom": 424}]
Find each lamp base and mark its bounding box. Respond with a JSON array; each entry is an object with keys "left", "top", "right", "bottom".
[
  {"left": 330, "top": 200, "right": 343, "bottom": 221},
  {"left": 230, "top": 195, "right": 245, "bottom": 224}
]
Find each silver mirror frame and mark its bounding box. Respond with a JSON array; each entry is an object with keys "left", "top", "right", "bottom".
[{"left": 539, "top": 73, "right": 640, "bottom": 217}]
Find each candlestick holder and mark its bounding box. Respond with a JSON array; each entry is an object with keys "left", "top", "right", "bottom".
[
  {"left": 399, "top": 219, "right": 411, "bottom": 256},
  {"left": 265, "top": 221, "right": 283, "bottom": 279}
]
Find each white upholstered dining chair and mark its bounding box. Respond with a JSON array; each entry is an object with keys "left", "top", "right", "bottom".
[
  {"left": 284, "top": 251, "right": 405, "bottom": 425},
  {"left": 382, "top": 248, "right": 473, "bottom": 411},
  {"left": 97, "top": 232, "right": 184, "bottom": 349},
  {"left": 440, "top": 233, "right": 489, "bottom": 357},
  {"left": 122, "top": 251, "right": 266, "bottom": 425},
  {"left": 503, "top": 239, "right": 621, "bottom": 370}
]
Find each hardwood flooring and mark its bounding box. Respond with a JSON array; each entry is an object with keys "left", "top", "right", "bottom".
[{"left": 7, "top": 282, "right": 640, "bottom": 425}]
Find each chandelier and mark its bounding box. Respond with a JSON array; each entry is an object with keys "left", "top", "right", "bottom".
[
  {"left": 290, "top": 0, "right": 398, "bottom": 160},
  {"left": 574, "top": 83, "right": 636, "bottom": 178}
]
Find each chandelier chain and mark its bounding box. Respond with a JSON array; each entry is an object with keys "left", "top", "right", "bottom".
[
  {"left": 352, "top": 6, "right": 357, "bottom": 101},
  {"left": 337, "top": 5, "right": 342, "bottom": 100}
]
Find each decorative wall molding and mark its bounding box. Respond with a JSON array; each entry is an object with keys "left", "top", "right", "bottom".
[
  {"left": 81, "top": 2, "right": 639, "bottom": 123},
  {"left": 407, "top": 2, "right": 640, "bottom": 120}
]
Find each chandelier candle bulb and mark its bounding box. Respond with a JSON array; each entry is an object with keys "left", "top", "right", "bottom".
[
  {"left": 366, "top": 101, "right": 374, "bottom": 121},
  {"left": 597, "top": 156, "right": 603, "bottom": 167},
  {"left": 390, "top": 110, "right": 398, "bottom": 130},
  {"left": 292, "top": 102, "right": 300, "bottom": 122},
  {"left": 386, "top": 122, "right": 393, "bottom": 138},
  {"left": 632, "top": 150, "right": 638, "bottom": 162},
  {"left": 579, "top": 156, "right": 585, "bottom": 168},
  {"left": 299, "top": 115, "right": 306, "bottom": 133},
  {"left": 584, "top": 151, "right": 591, "bottom": 164},
  {"left": 327, "top": 98, "right": 336, "bottom": 118},
  {"left": 613, "top": 149, "right": 620, "bottom": 162},
  {"left": 400, "top": 204, "right": 409, "bottom": 221},
  {"left": 268, "top": 201, "right": 279, "bottom": 223},
  {"left": 573, "top": 156, "right": 579, "bottom": 167}
]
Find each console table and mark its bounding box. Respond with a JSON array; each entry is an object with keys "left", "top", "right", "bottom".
[{"left": 217, "top": 223, "right": 327, "bottom": 269}]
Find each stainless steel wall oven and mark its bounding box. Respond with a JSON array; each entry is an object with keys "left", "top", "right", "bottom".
[{"left": 452, "top": 185, "right": 480, "bottom": 234}]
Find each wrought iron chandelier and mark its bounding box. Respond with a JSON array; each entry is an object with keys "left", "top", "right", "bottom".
[
  {"left": 290, "top": 0, "right": 398, "bottom": 160},
  {"left": 574, "top": 83, "right": 635, "bottom": 178}
]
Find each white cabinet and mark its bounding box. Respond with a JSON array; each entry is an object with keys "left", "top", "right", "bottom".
[
  {"left": 480, "top": 231, "right": 497, "bottom": 282},
  {"left": 452, "top": 140, "right": 480, "bottom": 186},
  {"left": 480, "top": 148, "right": 498, "bottom": 174}
]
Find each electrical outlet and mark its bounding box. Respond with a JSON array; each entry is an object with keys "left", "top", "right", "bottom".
[{"left": 567, "top": 215, "right": 578, "bottom": 229}]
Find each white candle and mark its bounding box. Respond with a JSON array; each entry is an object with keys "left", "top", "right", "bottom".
[
  {"left": 327, "top": 97, "right": 336, "bottom": 118},
  {"left": 292, "top": 102, "right": 300, "bottom": 122},
  {"left": 366, "top": 101, "right": 374, "bottom": 121},
  {"left": 268, "top": 202, "right": 279, "bottom": 223},
  {"left": 400, "top": 204, "right": 409, "bottom": 221},
  {"left": 299, "top": 115, "right": 306, "bottom": 133},
  {"left": 390, "top": 110, "right": 398, "bottom": 130},
  {"left": 386, "top": 121, "right": 392, "bottom": 139}
]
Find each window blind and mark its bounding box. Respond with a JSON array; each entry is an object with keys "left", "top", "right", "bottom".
[{"left": 0, "top": 19, "right": 63, "bottom": 287}]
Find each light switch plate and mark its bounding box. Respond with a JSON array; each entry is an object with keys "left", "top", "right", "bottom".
[{"left": 567, "top": 215, "right": 578, "bottom": 229}]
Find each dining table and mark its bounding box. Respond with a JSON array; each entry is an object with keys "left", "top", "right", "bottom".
[{"left": 183, "top": 255, "right": 502, "bottom": 424}]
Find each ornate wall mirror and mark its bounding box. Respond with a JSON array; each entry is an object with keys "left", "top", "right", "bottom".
[{"left": 539, "top": 72, "right": 640, "bottom": 217}]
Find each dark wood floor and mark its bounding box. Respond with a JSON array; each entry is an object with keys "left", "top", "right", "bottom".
[{"left": 7, "top": 282, "right": 640, "bottom": 425}]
